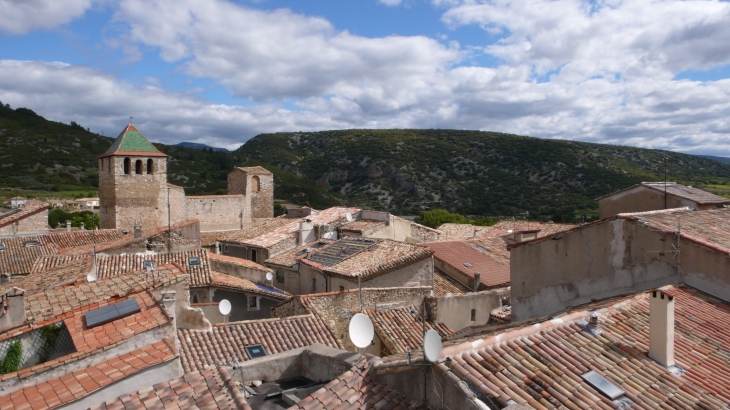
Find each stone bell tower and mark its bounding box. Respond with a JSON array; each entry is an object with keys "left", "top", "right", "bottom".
[{"left": 97, "top": 124, "right": 169, "bottom": 230}]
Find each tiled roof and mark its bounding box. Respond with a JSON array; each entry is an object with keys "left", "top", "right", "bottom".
[
  {"left": 0, "top": 235, "right": 59, "bottom": 275},
  {"left": 0, "top": 339, "right": 178, "bottom": 410},
  {"left": 241, "top": 207, "right": 362, "bottom": 249},
  {"left": 433, "top": 285, "right": 730, "bottom": 409},
  {"left": 92, "top": 365, "right": 251, "bottom": 410},
  {"left": 208, "top": 252, "right": 273, "bottom": 272},
  {"left": 95, "top": 249, "right": 211, "bottom": 286},
  {"left": 30, "top": 254, "right": 90, "bottom": 274},
  {"left": 216, "top": 215, "right": 300, "bottom": 245},
  {"left": 340, "top": 219, "right": 386, "bottom": 233},
  {"left": 210, "top": 270, "right": 290, "bottom": 300},
  {"left": 367, "top": 306, "right": 453, "bottom": 355},
  {"left": 200, "top": 230, "right": 235, "bottom": 246},
  {"left": 235, "top": 165, "right": 273, "bottom": 175},
  {"left": 0, "top": 258, "right": 90, "bottom": 298},
  {"left": 425, "top": 241, "right": 509, "bottom": 288},
  {"left": 597, "top": 182, "right": 730, "bottom": 204},
  {"left": 177, "top": 315, "right": 341, "bottom": 372},
  {"left": 99, "top": 124, "right": 167, "bottom": 157},
  {"left": 433, "top": 268, "right": 470, "bottom": 296},
  {"left": 0, "top": 202, "right": 49, "bottom": 229},
  {"left": 479, "top": 219, "right": 579, "bottom": 239},
  {"left": 437, "top": 223, "right": 492, "bottom": 241},
  {"left": 264, "top": 240, "right": 334, "bottom": 268},
  {"left": 289, "top": 358, "right": 430, "bottom": 410},
  {"left": 0, "top": 289, "right": 173, "bottom": 385},
  {"left": 46, "top": 229, "right": 129, "bottom": 250},
  {"left": 300, "top": 238, "right": 432, "bottom": 280},
  {"left": 466, "top": 237, "right": 510, "bottom": 266}
]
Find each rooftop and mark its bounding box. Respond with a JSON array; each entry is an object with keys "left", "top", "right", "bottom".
[
  {"left": 300, "top": 238, "right": 432, "bottom": 280},
  {"left": 235, "top": 165, "right": 273, "bottom": 175},
  {"left": 0, "top": 201, "right": 49, "bottom": 229},
  {"left": 367, "top": 306, "right": 453, "bottom": 355},
  {"left": 339, "top": 219, "right": 387, "bottom": 234},
  {"left": 264, "top": 240, "right": 334, "bottom": 268},
  {"left": 210, "top": 270, "right": 290, "bottom": 300},
  {"left": 598, "top": 182, "right": 730, "bottom": 205},
  {"left": 407, "top": 284, "right": 730, "bottom": 409},
  {"left": 216, "top": 215, "right": 300, "bottom": 245},
  {"left": 425, "top": 241, "right": 510, "bottom": 288},
  {"left": 432, "top": 269, "right": 470, "bottom": 297},
  {"left": 98, "top": 124, "right": 167, "bottom": 158},
  {"left": 91, "top": 365, "right": 251, "bottom": 410},
  {"left": 177, "top": 315, "right": 341, "bottom": 372},
  {"left": 95, "top": 249, "right": 211, "bottom": 286}
]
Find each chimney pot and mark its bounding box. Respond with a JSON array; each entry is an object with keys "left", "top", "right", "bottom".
[
  {"left": 66, "top": 221, "right": 72, "bottom": 232},
  {"left": 649, "top": 290, "right": 675, "bottom": 367}
]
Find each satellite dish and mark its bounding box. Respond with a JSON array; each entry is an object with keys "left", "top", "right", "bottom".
[
  {"left": 423, "top": 329, "right": 442, "bottom": 363},
  {"left": 345, "top": 212, "right": 353, "bottom": 222},
  {"left": 265, "top": 271, "right": 273, "bottom": 282},
  {"left": 86, "top": 272, "right": 97, "bottom": 283},
  {"left": 348, "top": 313, "right": 374, "bottom": 348},
  {"left": 219, "top": 299, "right": 232, "bottom": 315}
]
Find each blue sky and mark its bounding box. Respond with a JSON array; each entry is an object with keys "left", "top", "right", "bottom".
[{"left": 1, "top": 0, "right": 730, "bottom": 154}]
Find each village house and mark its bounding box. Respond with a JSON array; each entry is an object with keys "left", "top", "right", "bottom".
[
  {"left": 0, "top": 201, "right": 49, "bottom": 236},
  {"left": 425, "top": 240, "right": 510, "bottom": 292},
  {"left": 9, "top": 196, "right": 26, "bottom": 209},
  {"left": 76, "top": 197, "right": 100, "bottom": 208},
  {"left": 597, "top": 181, "right": 729, "bottom": 218},
  {"left": 510, "top": 206, "right": 730, "bottom": 321}
]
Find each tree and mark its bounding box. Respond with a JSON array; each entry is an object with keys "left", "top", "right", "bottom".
[{"left": 415, "top": 208, "right": 469, "bottom": 229}]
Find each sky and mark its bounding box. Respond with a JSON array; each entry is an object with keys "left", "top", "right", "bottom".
[{"left": 0, "top": 0, "right": 729, "bottom": 154}]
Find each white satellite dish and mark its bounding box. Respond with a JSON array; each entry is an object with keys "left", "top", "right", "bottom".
[
  {"left": 86, "top": 272, "right": 96, "bottom": 283},
  {"left": 345, "top": 212, "right": 353, "bottom": 222},
  {"left": 265, "top": 271, "right": 274, "bottom": 282},
  {"left": 423, "top": 329, "right": 442, "bottom": 363},
  {"left": 219, "top": 299, "right": 232, "bottom": 315},
  {"left": 348, "top": 313, "right": 374, "bottom": 348}
]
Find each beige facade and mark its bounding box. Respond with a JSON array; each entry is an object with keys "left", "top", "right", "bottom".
[
  {"left": 511, "top": 214, "right": 730, "bottom": 321},
  {"left": 186, "top": 195, "right": 246, "bottom": 231},
  {"left": 0, "top": 208, "right": 48, "bottom": 236},
  {"left": 228, "top": 166, "right": 274, "bottom": 219},
  {"left": 598, "top": 183, "right": 729, "bottom": 219},
  {"left": 425, "top": 288, "right": 508, "bottom": 332}
]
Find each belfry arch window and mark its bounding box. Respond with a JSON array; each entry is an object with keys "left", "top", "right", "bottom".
[
  {"left": 124, "top": 157, "right": 131, "bottom": 174},
  {"left": 135, "top": 160, "right": 143, "bottom": 174},
  {"left": 147, "top": 159, "right": 154, "bottom": 174},
  {"left": 251, "top": 176, "right": 260, "bottom": 193}
]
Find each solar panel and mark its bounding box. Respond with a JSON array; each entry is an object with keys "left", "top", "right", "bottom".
[
  {"left": 255, "top": 283, "right": 286, "bottom": 295},
  {"left": 244, "top": 344, "right": 268, "bottom": 359},
  {"left": 581, "top": 370, "right": 624, "bottom": 400},
  {"left": 307, "top": 239, "right": 375, "bottom": 267},
  {"left": 85, "top": 298, "right": 141, "bottom": 328},
  {"left": 0, "top": 209, "right": 21, "bottom": 221},
  {"left": 188, "top": 256, "right": 201, "bottom": 266}
]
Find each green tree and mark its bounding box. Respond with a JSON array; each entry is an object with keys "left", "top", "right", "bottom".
[
  {"left": 0, "top": 341, "right": 22, "bottom": 375},
  {"left": 471, "top": 216, "right": 495, "bottom": 226},
  {"left": 415, "top": 208, "right": 469, "bottom": 228}
]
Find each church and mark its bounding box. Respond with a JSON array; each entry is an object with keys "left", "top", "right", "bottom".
[{"left": 97, "top": 124, "right": 273, "bottom": 232}]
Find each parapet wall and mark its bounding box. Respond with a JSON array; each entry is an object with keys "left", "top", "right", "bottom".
[{"left": 185, "top": 195, "right": 247, "bottom": 232}]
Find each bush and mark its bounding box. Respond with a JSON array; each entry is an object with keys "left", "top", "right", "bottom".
[
  {"left": 415, "top": 209, "right": 469, "bottom": 229},
  {"left": 0, "top": 340, "right": 22, "bottom": 375}
]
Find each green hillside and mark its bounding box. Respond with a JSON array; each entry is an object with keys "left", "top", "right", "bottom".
[{"left": 3, "top": 104, "right": 730, "bottom": 222}]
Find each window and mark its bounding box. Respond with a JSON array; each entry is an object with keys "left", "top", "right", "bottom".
[
  {"left": 135, "top": 159, "right": 143, "bottom": 174},
  {"left": 339, "top": 286, "right": 345, "bottom": 292},
  {"left": 311, "top": 278, "right": 317, "bottom": 293},
  {"left": 147, "top": 159, "right": 153, "bottom": 174},
  {"left": 471, "top": 309, "right": 476, "bottom": 322},
  {"left": 188, "top": 256, "right": 201, "bottom": 267},
  {"left": 276, "top": 270, "right": 285, "bottom": 284},
  {"left": 244, "top": 344, "right": 268, "bottom": 359},
  {"left": 192, "top": 293, "right": 199, "bottom": 303},
  {"left": 248, "top": 296, "right": 259, "bottom": 310},
  {"left": 124, "top": 157, "right": 131, "bottom": 174},
  {"left": 251, "top": 176, "right": 260, "bottom": 193},
  {"left": 251, "top": 249, "right": 258, "bottom": 262}
]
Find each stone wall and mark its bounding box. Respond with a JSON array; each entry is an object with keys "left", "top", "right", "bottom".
[
  {"left": 185, "top": 195, "right": 246, "bottom": 232},
  {"left": 168, "top": 185, "right": 187, "bottom": 226},
  {"left": 598, "top": 185, "right": 702, "bottom": 219},
  {"left": 228, "top": 167, "right": 274, "bottom": 220},
  {"left": 0, "top": 209, "right": 48, "bottom": 236},
  {"left": 425, "top": 288, "right": 509, "bottom": 332}
]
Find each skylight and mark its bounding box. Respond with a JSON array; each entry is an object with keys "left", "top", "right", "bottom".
[
  {"left": 23, "top": 240, "right": 41, "bottom": 248},
  {"left": 143, "top": 260, "right": 155, "bottom": 270},
  {"left": 188, "top": 256, "right": 201, "bottom": 266},
  {"left": 0, "top": 242, "right": 5, "bottom": 252},
  {"left": 581, "top": 370, "right": 625, "bottom": 400},
  {"left": 85, "top": 298, "right": 141, "bottom": 328},
  {"left": 244, "top": 344, "right": 268, "bottom": 359}
]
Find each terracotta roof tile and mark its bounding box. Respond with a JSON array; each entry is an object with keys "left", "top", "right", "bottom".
[
  {"left": 210, "top": 270, "right": 290, "bottom": 300},
  {"left": 95, "top": 249, "right": 211, "bottom": 286},
  {"left": 433, "top": 269, "right": 470, "bottom": 297},
  {"left": 425, "top": 241, "right": 509, "bottom": 288},
  {"left": 208, "top": 252, "right": 273, "bottom": 271},
  {"left": 0, "top": 339, "right": 177, "bottom": 410},
  {"left": 367, "top": 306, "right": 452, "bottom": 355},
  {"left": 177, "top": 315, "right": 340, "bottom": 372},
  {"left": 0, "top": 235, "right": 60, "bottom": 275},
  {"left": 598, "top": 182, "right": 730, "bottom": 204},
  {"left": 265, "top": 240, "right": 335, "bottom": 268},
  {"left": 215, "top": 215, "right": 301, "bottom": 245},
  {"left": 46, "top": 229, "right": 129, "bottom": 250},
  {"left": 340, "top": 219, "right": 386, "bottom": 233},
  {"left": 424, "top": 285, "right": 730, "bottom": 409},
  {"left": 289, "top": 358, "right": 430, "bottom": 410},
  {"left": 299, "top": 238, "right": 432, "bottom": 280},
  {"left": 0, "top": 202, "right": 49, "bottom": 229}
]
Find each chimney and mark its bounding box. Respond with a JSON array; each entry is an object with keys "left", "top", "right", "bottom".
[
  {"left": 161, "top": 291, "right": 177, "bottom": 328},
  {"left": 66, "top": 221, "right": 72, "bottom": 232},
  {"left": 473, "top": 272, "right": 481, "bottom": 292},
  {"left": 80, "top": 222, "right": 85, "bottom": 230},
  {"left": 0, "top": 288, "right": 27, "bottom": 332},
  {"left": 134, "top": 220, "right": 143, "bottom": 239},
  {"left": 299, "top": 219, "right": 314, "bottom": 246},
  {"left": 649, "top": 290, "right": 675, "bottom": 367}
]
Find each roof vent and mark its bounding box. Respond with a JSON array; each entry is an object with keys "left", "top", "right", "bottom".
[
  {"left": 188, "top": 256, "right": 201, "bottom": 267},
  {"left": 143, "top": 260, "right": 156, "bottom": 271},
  {"left": 463, "top": 262, "right": 472, "bottom": 268},
  {"left": 23, "top": 240, "right": 40, "bottom": 248},
  {"left": 85, "top": 298, "right": 141, "bottom": 328}
]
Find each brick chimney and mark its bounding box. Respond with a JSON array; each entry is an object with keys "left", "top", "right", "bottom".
[
  {"left": 649, "top": 290, "right": 675, "bottom": 367},
  {"left": 134, "top": 220, "right": 143, "bottom": 239},
  {"left": 473, "top": 272, "right": 481, "bottom": 292}
]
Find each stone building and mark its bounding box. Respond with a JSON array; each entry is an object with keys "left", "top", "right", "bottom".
[
  {"left": 0, "top": 202, "right": 49, "bottom": 236},
  {"left": 597, "top": 181, "right": 729, "bottom": 219},
  {"left": 98, "top": 124, "right": 272, "bottom": 232}
]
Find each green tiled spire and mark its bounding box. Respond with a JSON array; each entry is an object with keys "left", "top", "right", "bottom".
[{"left": 103, "top": 125, "right": 166, "bottom": 156}]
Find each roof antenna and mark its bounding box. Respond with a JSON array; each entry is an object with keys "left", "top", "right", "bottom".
[{"left": 129, "top": 116, "right": 133, "bottom": 125}]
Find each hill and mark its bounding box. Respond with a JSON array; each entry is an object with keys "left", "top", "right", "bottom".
[
  {"left": 697, "top": 155, "right": 730, "bottom": 165},
  {"left": 175, "top": 142, "right": 229, "bottom": 151},
  {"left": 0, "top": 105, "right": 341, "bottom": 209},
  {"left": 3, "top": 105, "right": 730, "bottom": 221},
  {"left": 235, "top": 129, "right": 730, "bottom": 220}
]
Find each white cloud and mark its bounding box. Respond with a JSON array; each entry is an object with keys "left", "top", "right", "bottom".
[
  {"left": 378, "top": 0, "right": 404, "bottom": 6},
  {"left": 0, "top": 0, "right": 97, "bottom": 34}
]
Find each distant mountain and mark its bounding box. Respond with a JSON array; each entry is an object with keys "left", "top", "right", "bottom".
[
  {"left": 175, "top": 142, "right": 228, "bottom": 152},
  {"left": 697, "top": 155, "right": 730, "bottom": 165}
]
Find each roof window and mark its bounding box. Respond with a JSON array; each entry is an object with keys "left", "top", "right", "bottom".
[
  {"left": 244, "top": 344, "right": 268, "bottom": 359},
  {"left": 463, "top": 262, "right": 473, "bottom": 268},
  {"left": 143, "top": 260, "right": 156, "bottom": 270},
  {"left": 23, "top": 240, "right": 41, "bottom": 248},
  {"left": 85, "top": 298, "right": 141, "bottom": 328},
  {"left": 188, "top": 256, "right": 201, "bottom": 266},
  {"left": 581, "top": 370, "right": 625, "bottom": 400},
  {"left": 0, "top": 242, "right": 5, "bottom": 252}
]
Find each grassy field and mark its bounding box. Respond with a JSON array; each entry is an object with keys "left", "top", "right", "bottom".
[{"left": 700, "top": 184, "right": 730, "bottom": 199}]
